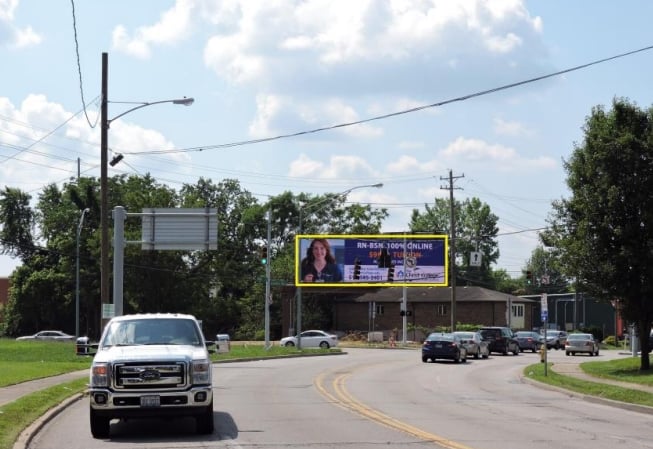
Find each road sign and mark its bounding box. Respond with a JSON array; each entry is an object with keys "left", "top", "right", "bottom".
[
  {"left": 541, "top": 310, "right": 548, "bottom": 323},
  {"left": 469, "top": 251, "right": 482, "bottom": 267},
  {"left": 540, "top": 293, "right": 548, "bottom": 312}
]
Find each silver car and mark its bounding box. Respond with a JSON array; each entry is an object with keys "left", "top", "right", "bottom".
[
  {"left": 280, "top": 330, "right": 338, "bottom": 349},
  {"left": 453, "top": 331, "right": 489, "bottom": 359},
  {"left": 16, "top": 330, "right": 75, "bottom": 341},
  {"left": 565, "top": 333, "right": 599, "bottom": 356}
]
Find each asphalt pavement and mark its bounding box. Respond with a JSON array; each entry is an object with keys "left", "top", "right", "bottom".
[{"left": 3, "top": 352, "right": 653, "bottom": 449}]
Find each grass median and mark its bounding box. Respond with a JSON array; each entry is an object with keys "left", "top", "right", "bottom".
[{"left": 524, "top": 356, "right": 653, "bottom": 407}]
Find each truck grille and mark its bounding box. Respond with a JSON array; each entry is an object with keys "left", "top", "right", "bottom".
[{"left": 113, "top": 362, "right": 187, "bottom": 390}]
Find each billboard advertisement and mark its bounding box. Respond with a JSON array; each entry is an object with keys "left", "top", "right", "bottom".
[{"left": 295, "top": 234, "right": 448, "bottom": 287}]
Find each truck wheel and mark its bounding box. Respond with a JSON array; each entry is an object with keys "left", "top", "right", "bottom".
[
  {"left": 90, "top": 408, "right": 110, "bottom": 439},
  {"left": 196, "top": 401, "right": 215, "bottom": 434}
]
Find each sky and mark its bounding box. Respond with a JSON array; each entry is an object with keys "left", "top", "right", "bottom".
[{"left": 1, "top": 0, "right": 653, "bottom": 279}]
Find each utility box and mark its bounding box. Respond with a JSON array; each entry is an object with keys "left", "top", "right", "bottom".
[
  {"left": 368, "top": 331, "right": 383, "bottom": 343},
  {"left": 215, "top": 334, "right": 231, "bottom": 353},
  {"left": 76, "top": 336, "right": 90, "bottom": 355}
]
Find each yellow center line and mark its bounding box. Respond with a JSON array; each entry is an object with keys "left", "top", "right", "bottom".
[{"left": 315, "top": 368, "right": 477, "bottom": 449}]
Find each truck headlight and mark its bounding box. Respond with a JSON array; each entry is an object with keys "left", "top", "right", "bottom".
[
  {"left": 91, "top": 363, "right": 109, "bottom": 387},
  {"left": 192, "top": 360, "right": 211, "bottom": 384}
]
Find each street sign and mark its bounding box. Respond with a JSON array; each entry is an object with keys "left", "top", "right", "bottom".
[{"left": 540, "top": 293, "right": 548, "bottom": 312}]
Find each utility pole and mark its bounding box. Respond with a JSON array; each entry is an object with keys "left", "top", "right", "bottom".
[
  {"left": 265, "top": 209, "right": 271, "bottom": 350},
  {"left": 440, "top": 170, "right": 464, "bottom": 331},
  {"left": 100, "top": 52, "right": 109, "bottom": 333}
]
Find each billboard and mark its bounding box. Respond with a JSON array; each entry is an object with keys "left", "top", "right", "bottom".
[{"left": 295, "top": 234, "right": 448, "bottom": 287}]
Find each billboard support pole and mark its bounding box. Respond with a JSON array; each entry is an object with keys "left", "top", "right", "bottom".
[{"left": 402, "top": 233, "right": 407, "bottom": 344}]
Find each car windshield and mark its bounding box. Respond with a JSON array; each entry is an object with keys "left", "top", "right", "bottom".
[
  {"left": 455, "top": 332, "right": 474, "bottom": 339},
  {"left": 102, "top": 318, "right": 202, "bottom": 346},
  {"left": 568, "top": 334, "right": 591, "bottom": 340},
  {"left": 427, "top": 333, "right": 453, "bottom": 341}
]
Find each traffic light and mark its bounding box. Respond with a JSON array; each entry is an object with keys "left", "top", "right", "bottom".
[
  {"left": 387, "top": 264, "right": 395, "bottom": 282},
  {"left": 377, "top": 248, "right": 392, "bottom": 268},
  {"left": 526, "top": 270, "right": 533, "bottom": 285},
  {"left": 260, "top": 246, "right": 268, "bottom": 265},
  {"left": 353, "top": 258, "right": 361, "bottom": 280}
]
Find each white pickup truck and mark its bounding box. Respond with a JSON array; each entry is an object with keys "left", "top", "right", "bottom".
[{"left": 88, "top": 313, "right": 214, "bottom": 438}]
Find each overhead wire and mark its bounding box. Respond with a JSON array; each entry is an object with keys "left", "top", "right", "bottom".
[
  {"left": 69, "top": 0, "right": 99, "bottom": 129},
  {"left": 122, "top": 44, "right": 653, "bottom": 156}
]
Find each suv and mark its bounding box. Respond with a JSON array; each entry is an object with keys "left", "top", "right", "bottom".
[
  {"left": 88, "top": 313, "right": 215, "bottom": 438},
  {"left": 542, "top": 330, "right": 567, "bottom": 350},
  {"left": 478, "top": 327, "right": 520, "bottom": 355}
]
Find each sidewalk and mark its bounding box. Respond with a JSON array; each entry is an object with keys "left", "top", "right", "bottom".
[
  {"left": 0, "top": 370, "right": 87, "bottom": 408},
  {"left": 549, "top": 360, "right": 653, "bottom": 394}
]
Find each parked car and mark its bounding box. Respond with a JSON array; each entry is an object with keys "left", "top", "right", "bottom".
[
  {"left": 16, "top": 330, "right": 75, "bottom": 341},
  {"left": 478, "top": 327, "right": 520, "bottom": 355},
  {"left": 514, "top": 331, "right": 544, "bottom": 353},
  {"left": 422, "top": 333, "right": 467, "bottom": 363},
  {"left": 565, "top": 333, "right": 600, "bottom": 356},
  {"left": 541, "top": 330, "right": 567, "bottom": 350},
  {"left": 280, "top": 330, "right": 338, "bottom": 349},
  {"left": 453, "top": 331, "right": 489, "bottom": 359}
]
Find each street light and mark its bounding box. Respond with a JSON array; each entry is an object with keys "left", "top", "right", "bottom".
[
  {"left": 76, "top": 208, "right": 90, "bottom": 338},
  {"left": 100, "top": 52, "right": 193, "bottom": 329},
  {"left": 295, "top": 182, "right": 383, "bottom": 348}
]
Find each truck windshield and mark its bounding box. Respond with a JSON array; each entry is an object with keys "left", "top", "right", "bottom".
[{"left": 102, "top": 318, "right": 201, "bottom": 346}]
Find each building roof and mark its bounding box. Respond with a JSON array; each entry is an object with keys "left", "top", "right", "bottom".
[{"left": 335, "top": 286, "right": 536, "bottom": 304}]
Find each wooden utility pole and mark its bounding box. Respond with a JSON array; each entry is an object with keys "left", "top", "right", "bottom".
[{"left": 440, "top": 170, "right": 464, "bottom": 331}]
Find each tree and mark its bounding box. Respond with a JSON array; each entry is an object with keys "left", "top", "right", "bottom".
[
  {"left": 0, "top": 187, "right": 35, "bottom": 260},
  {"left": 409, "top": 197, "right": 500, "bottom": 288},
  {"left": 522, "top": 246, "right": 571, "bottom": 295},
  {"left": 545, "top": 98, "right": 653, "bottom": 370}
]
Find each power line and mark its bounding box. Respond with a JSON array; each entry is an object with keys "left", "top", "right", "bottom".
[
  {"left": 69, "top": 0, "right": 99, "bottom": 129},
  {"left": 124, "top": 44, "right": 653, "bottom": 156}
]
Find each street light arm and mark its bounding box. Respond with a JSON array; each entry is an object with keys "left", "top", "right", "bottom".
[
  {"left": 107, "top": 97, "right": 194, "bottom": 126},
  {"left": 299, "top": 182, "right": 383, "bottom": 228}
]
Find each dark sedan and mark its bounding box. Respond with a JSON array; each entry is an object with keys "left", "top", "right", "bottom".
[
  {"left": 422, "top": 333, "right": 467, "bottom": 363},
  {"left": 514, "top": 331, "right": 544, "bottom": 353}
]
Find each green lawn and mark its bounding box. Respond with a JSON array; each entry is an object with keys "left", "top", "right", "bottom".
[{"left": 524, "top": 356, "right": 653, "bottom": 407}]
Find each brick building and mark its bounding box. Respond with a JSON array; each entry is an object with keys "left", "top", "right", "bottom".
[{"left": 281, "top": 286, "right": 538, "bottom": 340}]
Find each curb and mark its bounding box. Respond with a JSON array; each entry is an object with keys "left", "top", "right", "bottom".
[
  {"left": 520, "top": 374, "right": 653, "bottom": 415},
  {"left": 13, "top": 393, "right": 85, "bottom": 449}
]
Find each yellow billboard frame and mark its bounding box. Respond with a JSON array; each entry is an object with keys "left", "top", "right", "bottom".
[{"left": 295, "top": 233, "right": 449, "bottom": 287}]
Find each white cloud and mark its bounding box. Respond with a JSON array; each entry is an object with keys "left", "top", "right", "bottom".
[
  {"left": 249, "top": 94, "right": 383, "bottom": 139},
  {"left": 493, "top": 117, "right": 533, "bottom": 137},
  {"left": 439, "top": 136, "right": 557, "bottom": 171},
  {"left": 441, "top": 136, "right": 516, "bottom": 161},
  {"left": 9, "top": 25, "right": 40, "bottom": 48},
  {"left": 386, "top": 155, "right": 442, "bottom": 174},
  {"left": 288, "top": 153, "right": 377, "bottom": 180},
  {"left": 199, "top": 0, "right": 546, "bottom": 90},
  {"left": 0, "top": 0, "right": 18, "bottom": 22},
  {"left": 112, "top": 0, "right": 195, "bottom": 58},
  {"left": 0, "top": 0, "right": 41, "bottom": 49}
]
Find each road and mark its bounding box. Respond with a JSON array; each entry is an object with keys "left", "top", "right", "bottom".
[{"left": 27, "top": 348, "right": 652, "bottom": 449}]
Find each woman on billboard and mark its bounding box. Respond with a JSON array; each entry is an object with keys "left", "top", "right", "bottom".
[{"left": 300, "top": 238, "right": 343, "bottom": 282}]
